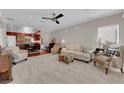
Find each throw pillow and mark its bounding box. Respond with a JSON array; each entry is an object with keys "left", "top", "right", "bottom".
[{"left": 106, "top": 49, "right": 120, "bottom": 57}]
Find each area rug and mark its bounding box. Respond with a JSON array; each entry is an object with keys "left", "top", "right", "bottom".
[{"left": 10, "top": 54, "right": 124, "bottom": 84}]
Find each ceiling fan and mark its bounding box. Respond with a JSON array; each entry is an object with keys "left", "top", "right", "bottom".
[{"left": 41, "top": 13, "right": 64, "bottom": 24}]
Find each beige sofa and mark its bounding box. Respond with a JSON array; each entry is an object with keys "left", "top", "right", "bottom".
[
  {"left": 61, "top": 44, "right": 93, "bottom": 63},
  {"left": 2, "top": 46, "right": 28, "bottom": 64}
]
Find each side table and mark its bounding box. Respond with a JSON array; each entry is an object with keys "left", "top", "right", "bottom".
[{"left": 59, "top": 54, "right": 64, "bottom": 61}]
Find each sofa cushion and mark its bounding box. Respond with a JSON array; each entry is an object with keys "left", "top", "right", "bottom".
[
  {"left": 62, "top": 49, "right": 91, "bottom": 60},
  {"left": 71, "top": 45, "right": 81, "bottom": 52},
  {"left": 65, "top": 44, "right": 81, "bottom": 51},
  {"left": 74, "top": 51, "right": 90, "bottom": 58},
  {"left": 61, "top": 49, "right": 72, "bottom": 55},
  {"left": 65, "top": 44, "right": 72, "bottom": 50}
]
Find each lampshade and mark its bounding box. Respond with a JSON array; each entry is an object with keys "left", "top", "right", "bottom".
[{"left": 61, "top": 39, "right": 65, "bottom": 43}]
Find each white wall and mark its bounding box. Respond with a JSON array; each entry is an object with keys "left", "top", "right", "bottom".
[
  {"left": 0, "top": 16, "right": 7, "bottom": 48},
  {"left": 7, "top": 36, "right": 16, "bottom": 47},
  {"left": 49, "top": 13, "right": 124, "bottom": 49},
  {"left": 41, "top": 31, "right": 51, "bottom": 48}
]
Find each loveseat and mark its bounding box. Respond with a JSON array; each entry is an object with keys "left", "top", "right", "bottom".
[
  {"left": 2, "top": 46, "right": 28, "bottom": 64},
  {"left": 61, "top": 44, "right": 93, "bottom": 63}
]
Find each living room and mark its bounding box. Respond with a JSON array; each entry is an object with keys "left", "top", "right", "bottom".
[
  {"left": 1, "top": 9, "right": 124, "bottom": 84},
  {"left": 1, "top": 0, "right": 124, "bottom": 93}
]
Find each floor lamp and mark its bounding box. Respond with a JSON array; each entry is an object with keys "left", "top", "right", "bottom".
[{"left": 61, "top": 39, "right": 65, "bottom": 48}]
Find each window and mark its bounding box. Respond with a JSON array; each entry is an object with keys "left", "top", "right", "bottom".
[{"left": 98, "top": 25, "right": 119, "bottom": 44}]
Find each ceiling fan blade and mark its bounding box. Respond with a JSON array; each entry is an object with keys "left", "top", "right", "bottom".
[
  {"left": 56, "top": 20, "right": 60, "bottom": 24},
  {"left": 55, "top": 14, "right": 64, "bottom": 19},
  {"left": 42, "top": 17, "right": 53, "bottom": 20}
]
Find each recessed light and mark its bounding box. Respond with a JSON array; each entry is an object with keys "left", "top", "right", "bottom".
[{"left": 29, "top": 16, "right": 33, "bottom": 18}]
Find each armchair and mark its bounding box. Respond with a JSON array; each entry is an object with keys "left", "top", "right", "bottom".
[
  {"left": 112, "top": 46, "right": 124, "bottom": 73},
  {"left": 0, "top": 55, "right": 13, "bottom": 83},
  {"left": 51, "top": 43, "right": 61, "bottom": 54},
  {"left": 2, "top": 46, "right": 28, "bottom": 64},
  {"left": 94, "top": 46, "right": 124, "bottom": 74}
]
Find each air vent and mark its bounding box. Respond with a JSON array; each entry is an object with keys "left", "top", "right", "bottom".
[{"left": 6, "top": 24, "right": 13, "bottom": 31}]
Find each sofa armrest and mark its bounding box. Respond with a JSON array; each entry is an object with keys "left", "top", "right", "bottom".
[
  {"left": 86, "top": 49, "right": 93, "bottom": 54},
  {"left": 19, "top": 50, "right": 28, "bottom": 53}
]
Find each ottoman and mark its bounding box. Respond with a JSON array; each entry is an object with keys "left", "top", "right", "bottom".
[{"left": 64, "top": 55, "right": 74, "bottom": 64}]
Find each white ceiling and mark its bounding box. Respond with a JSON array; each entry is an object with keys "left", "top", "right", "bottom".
[{"left": 0, "top": 9, "right": 123, "bottom": 32}]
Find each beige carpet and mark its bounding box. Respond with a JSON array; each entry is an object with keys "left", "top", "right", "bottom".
[{"left": 10, "top": 54, "right": 124, "bottom": 84}]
